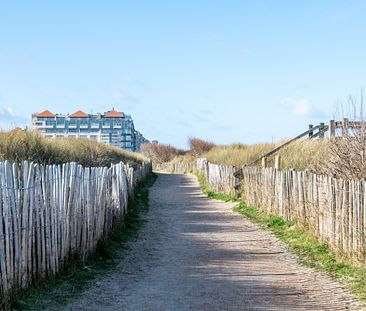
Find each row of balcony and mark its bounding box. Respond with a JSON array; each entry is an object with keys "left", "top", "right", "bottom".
[{"left": 37, "top": 124, "right": 125, "bottom": 129}]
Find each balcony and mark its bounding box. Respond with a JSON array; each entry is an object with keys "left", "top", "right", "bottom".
[
  {"left": 68, "top": 125, "right": 77, "bottom": 129},
  {"left": 102, "top": 125, "right": 111, "bottom": 129},
  {"left": 56, "top": 124, "right": 65, "bottom": 128},
  {"left": 80, "top": 125, "right": 89, "bottom": 129}
]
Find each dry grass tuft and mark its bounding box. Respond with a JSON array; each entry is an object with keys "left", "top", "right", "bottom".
[
  {"left": 276, "top": 139, "right": 329, "bottom": 171},
  {"left": 203, "top": 139, "right": 329, "bottom": 172},
  {"left": 0, "top": 130, "right": 145, "bottom": 166},
  {"left": 204, "top": 142, "right": 278, "bottom": 167}
]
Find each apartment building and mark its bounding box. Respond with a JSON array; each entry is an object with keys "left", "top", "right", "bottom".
[
  {"left": 134, "top": 130, "right": 149, "bottom": 152},
  {"left": 31, "top": 109, "right": 148, "bottom": 152}
]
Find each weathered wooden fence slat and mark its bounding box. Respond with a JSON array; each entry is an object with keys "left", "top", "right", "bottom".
[{"left": 0, "top": 160, "right": 151, "bottom": 299}]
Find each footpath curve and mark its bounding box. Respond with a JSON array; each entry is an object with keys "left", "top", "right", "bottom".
[{"left": 57, "top": 173, "right": 362, "bottom": 311}]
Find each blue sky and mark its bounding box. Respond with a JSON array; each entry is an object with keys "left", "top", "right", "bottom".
[{"left": 0, "top": 0, "right": 365, "bottom": 148}]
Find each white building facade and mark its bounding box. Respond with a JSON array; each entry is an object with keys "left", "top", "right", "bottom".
[{"left": 31, "top": 109, "right": 148, "bottom": 152}]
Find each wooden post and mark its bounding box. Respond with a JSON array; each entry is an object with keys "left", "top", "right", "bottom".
[
  {"left": 330, "top": 119, "right": 336, "bottom": 137},
  {"left": 342, "top": 118, "right": 349, "bottom": 136},
  {"left": 319, "top": 122, "right": 325, "bottom": 138},
  {"left": 308, "top": 124, "right": 313, "bottom": 138},
  {"left": 261, "top": 157, "right": 267, "bottom": 168},
  {"left": 274, "top": 155, "right": 280, "bottom": 170}
]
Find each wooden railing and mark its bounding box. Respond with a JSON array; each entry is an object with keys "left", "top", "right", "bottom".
[{"left": 247, "top": 119, "right": 366, "bottom": 167}]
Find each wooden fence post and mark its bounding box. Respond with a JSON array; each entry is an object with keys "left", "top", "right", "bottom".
[
  {"left": 330, "top": 119, "right": 336, "bottom": 137},
  {"left": 342, "top": 118, "right": 349, "bottom": 136},
  {"left": 274, "top": 155, "right": 281, "bottom": 170},
  {"left": 308, "top": 124, "right": 313, "bottom": 138},
  {"left": 319, "top": 122, "right": 325, "bottom": 138},
  {"left": 261, "top": 157, "right": 267, "bottom": 168}
]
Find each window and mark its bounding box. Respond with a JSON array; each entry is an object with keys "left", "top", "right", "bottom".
[{"left": 56, "top": 117, "right": 65, "bottom": 124}]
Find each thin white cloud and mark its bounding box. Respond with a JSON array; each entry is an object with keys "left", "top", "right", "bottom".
[
  {"left": 0, "top": 106, "right": 15, "bottom": 118},
  {"left": 0, "top": 105, "right": 28, "bottom": 130},
  {"left": 280, "top": 97, "right": 326, "bottom": 119}
]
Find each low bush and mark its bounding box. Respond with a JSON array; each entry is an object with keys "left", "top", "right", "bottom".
[
  {"left": 188, "top": 137, "right": 215, "bottom": 157},
  {"left": 140, "top": 142, "right": 185, "bottom": 164}
]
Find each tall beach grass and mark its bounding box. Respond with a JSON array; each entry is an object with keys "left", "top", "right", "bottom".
[
  {"left": 0, "top": 129, "right": 145, "bottom": 167},
  {"left": 203, "top": 139, "right": 329, "bottom": 172}
]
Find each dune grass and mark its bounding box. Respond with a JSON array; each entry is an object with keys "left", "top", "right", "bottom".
[
  {"left": 0, "top": 130, "right": 145, "bottom": 167},
  {"left": 203, "top": 139, "right": 329, "bottom": 171},
  {"left": 203, "top": 142, "right": 278, "bottom": 167}
]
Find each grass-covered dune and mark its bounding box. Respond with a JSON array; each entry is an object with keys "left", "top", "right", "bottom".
[
  {"left": 202, "top": 139, "right": 329, "bottom": 172},
  {"left": 0, "top": 129, "right": 146, "bottom": 167}
]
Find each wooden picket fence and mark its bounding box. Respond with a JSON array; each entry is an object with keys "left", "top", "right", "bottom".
[
  {"left": 239, "top": 166, "right": 366, "bottom": 259},
  {"left": 156, "top": 159, "right": 237, "bottom": 195},
  {"left": 160, "top": 158, "right": 366, "bottom": 260},
  {"left": 0, "top": 160, "right": 151, "bottom": 298}
]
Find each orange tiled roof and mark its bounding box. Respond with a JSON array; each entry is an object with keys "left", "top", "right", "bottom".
[
  {"left": 36, "top": 110, "right": 55, "bottom": 117},
  {"left": 105, "top": 110, "right": 124, "bottom": 118},
  {"left": 69, "top": 110, "right": 89, "bottom": 118}
]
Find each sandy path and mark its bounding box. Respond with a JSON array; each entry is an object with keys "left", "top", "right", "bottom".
[{"left": 58, "top": 173, "right": 362, "bottom": 311}]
